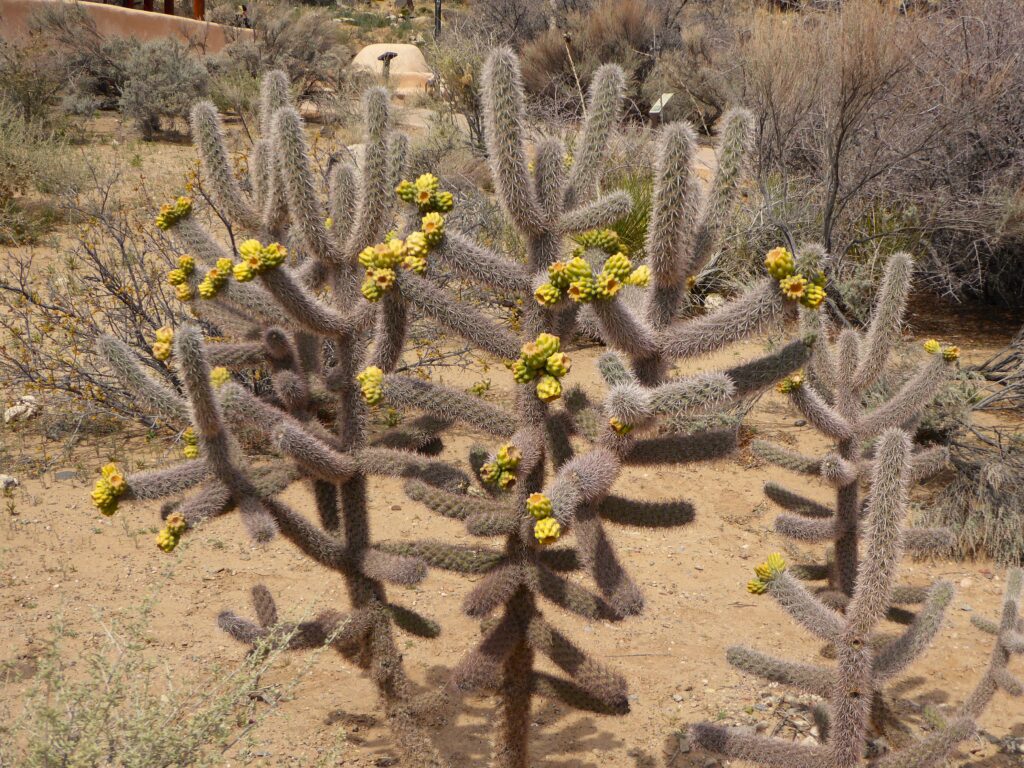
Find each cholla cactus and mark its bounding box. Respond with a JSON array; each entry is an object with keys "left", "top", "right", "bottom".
[
  {"left": 693, "top": 429, "right": 1023, "bottom": 768},
  {"left": 92, "top": 73, "right": 452, "bottom": 767},
  {"left": 752, "top": 252, "right": 959, "bottom": 609},
  {"left": 89, "top": 50, "right": 814, "bottom": 767}
]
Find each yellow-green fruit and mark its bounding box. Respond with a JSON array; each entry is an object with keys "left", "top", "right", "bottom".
[
  {"left": 594, "top": 272, "right": 622, "bottom": 300},
  {"left": 534, "top": 282, "right": 561, "bottom": 306},
  {"left": 535, "top": 333, "right": 560, "bottom": 358},
  {"left": 576, "top": 228, "right": 619, "bottom": 254},
  {"left": 182, "top": 427, "right": 197, "bottom": 446},
  {"left": 527, "top": 492, "right": 553, "bottom": 519},
  {"left": 358, "top": 246, "right": 378, "bottom": 269},
  {"left": 233, "top": 261, "right": 255, "bottom": 282},
  {"left": 210, "top": 366, "right": 231, "bottom": 387},
  {"left": 396, "top": 179, "right": 416, "bottom": 202},
  {"left": 544, "top": 351, "right": 571, "bottom": 378},
  {"left": 183, "top": 444, "right": 199, "bottom": 459},
  {"left": 421, "top": 212, "right": 445, "bottom": 246},
  {"left": 779, "top": 274, "right": 808, "bottom": 301},
  {"left": 154, "top": 326, "right": 173, "bottom": 344},
  {"left": 602, "top": 252, "right": 632, "bottom": 281},
  {"left": 260, "top": 243, "right": 287, "bottom": 269},
  {"left": 151, "top": 342, "right": 171, "bottom": 361},
  {"left": 548, "top": 261, "right": 571, "bottom": 290},
  {"left": 754, "top": 552, "right": 787, "bottom": 582},
  {"left": 764, "top": 246, "right": 795, "bottom": 280},
  {"left": 747, "top": 579, "right": 768, "bottom": 595},
  {"left": 479, "top": 461, "right": 501, "bottom": 484},
  {"left": 215, "top": 258, "right": 234, "bottom": 276},
  {"left": 923, "top": 339, "right": 941, "bottom": 355},
  {"left": 156, "top": 528, "right": 179, "bottom": 553},
  {"left": 609, "top": 417, "right": 632, "bottom": 435},
  {"left": 357, "top": 366, "right": 384, "bottom": 388},
  {"left": 325, "top": 217, "right": 333, "bottom": 229},
  {"left": 776, "top": 373, "right": 804, "bottom": 394},
  {"left": 178, "top": 255, "right": 195, "bottom": 274},
  {"left": 371, "top": 268, "right": 396, "bottom": 291},
  {"left": 534, "top": 517, "right": 561, "bottom": 545},
  {"left": 239, "top": 238, "right": 262, "bottom": 261},
  {"left": 565, "top": 256, "right": 592, "bottom": 282},
  {"left": 512, "top": 359, "right": 536, "bottom": 384},
  {"left": 361, "top": 277, "right": 384, "bottom": 301},
  {"left": 175, "top": 284, "right": 193, "bottom": 302},
  {"left": 166, "top": 512, "right": 187, "bottom": 536},
  {"left": 495, "top": 444, "right": 521, "bottom": 471},
  {"left": 404, "top": 231, "right": 429, "bottom": 259},
  {"left": 800, "top": 283, "right": 825, "bottom": 310},
  {"left": 403, "top": 255, "right": 427, "bottom": 274},
  {"left": 625, "top": 265, "right": 650, "bottom": 287},
  {"left": 91, "top": 478, "right": 116, "bottom": 515},
  {"left": 567, "top": 277, "right": 595, "bottom": 303},
  {"left": 155, "top": 196, "right": 193, "bottom": 230},
  {"left": 496, "top": 471, "right": 516, "bottom": 490},
  {"left": 433, "top": 190, "right": 454, "bottom": 213},
  {"left": 167, "top": 268, "right": 187, "bottom": 286},
  {"left": 536, "top": 375, "right": 562, "bottom": 403},
  {"left": 942, "top": 345, "right": 960, "bottom": 362}
]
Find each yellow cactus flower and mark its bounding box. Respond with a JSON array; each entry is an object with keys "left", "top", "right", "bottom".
[
  {"left": 923, "top": 339, "right": 941, "bottom": 355},
  {"left": 495, "top": 444, "right": 521, "bottom": 471},
  {"left": 544, "top": 351, "right": 571, "bottom": 378},
  {"left": 594, "top": 272, "right": 622, "bottom": 300},
  {"left": 534, "top": 517, "right": 561, "bottom": 545},
  {"left": 183, "top": 444, "right": 199, "bottom": 459},
  {"left": 754, "top": 553, "right": 787, "bottom": 582},
  {"left": 151, "top": 342, "right": 172, "bottom": 362},
  {"left": 479, "top": 461, "right": 501, "bottom": 484},
  {"left": 166, "top": 512, "right": 187, "bottom": 536},
  {"left": 239, "top": 239, "right": 263, "bottom": 261},
  {"left": 800, "top": 283, "right": 826, "bottom": 310},
  {"left": 233, "top": 261, "right": 255, "bottom": 282},
  {"left": 175, "top": 284, "right": 193, "bottom": 302},
  {"left": 325, "top": 216, "right": 334, "bottom": 229},
  {"left": 942, "top": 345, "right": 960, "bottom": 362},
  {"left": 534, "top": 282, "right": 561, "bottom": 306},
  {"left": 402, "top": 255, "right": 428, "bottom": 274},
  {"left": 747, "top": 579, "right": 768, "bottom": 595},
  {"left": 178, "top": 255, "right": 195, "bottom": 274},
  {"left": 415, "top": 173, "right": 439, "bottom": 193},
  {"left": 167, "top": 268, "right": 187, "bottom": 286},
  {"left": 404, "top": 230, "right": 429, "bottom": 259},
  {"left": 779, "top": 274, "right": 808, "bottom": 301},
  {"left": 210, "top": 367, "right": 231, "bottom": 387},
  {"left": 548, "top": 261, "right": 571, "bottom": 290},
  {"left": 602, "top": 252, "right": 632, "bottom": 281},
  {"left": 496, "top": 471, "right": 516, "bottom": 490},
  {"left": 421, "top": 212, "right": 445, "bottom": 246},
  {"left": 156, "top": 528, "right": 179, "bottom": 553},
  {"left": 625, "top": 265, "right": 651, "bottom": 287}
]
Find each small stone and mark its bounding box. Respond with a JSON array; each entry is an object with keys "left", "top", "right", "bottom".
[
  {"left": 794, "top": 419, "right": 807, "bottom": 427},
  {"left": 391, "top": 505, "right": 402, "bottom": 511},
  {"left": 0, "top": 474, "right": 19, "bottom": 491},
  {"left": 55, "top": 470, "right": 78, "bottom": 481},
  {"left": 959, "top": 578, "right": 972, "bottom": 588},
  {"left": 801, "top": 735, "right": 817, "bottom": 746},
  {"left": 961, "top": 604, "right": 972, "bottom": 612},
  {"left": 672, "top": 693, "right": 684, "bottom": 702}
]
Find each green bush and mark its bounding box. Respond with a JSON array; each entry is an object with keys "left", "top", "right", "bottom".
[{"left": 119, "top": 39, "right": 210, "bottom": 139}]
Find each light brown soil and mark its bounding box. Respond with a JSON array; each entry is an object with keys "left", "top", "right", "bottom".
[{"left": 2, "top": 111, "right": 1022, "bottom": 768}]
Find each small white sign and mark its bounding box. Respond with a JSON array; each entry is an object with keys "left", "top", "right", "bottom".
[{"left": 650, "top": 93, "right": 674, "bottom": 115}]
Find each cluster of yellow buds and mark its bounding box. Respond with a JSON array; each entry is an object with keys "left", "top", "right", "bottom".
[
  {"left": 923, "top": 339, "right": 960, "bottom": 362},
  {"left": 198, "top": 258, "right": 235, "bottom": 299},
  {"left": 155, "top": 196, "right": 193, "bottom": 230},
  {"left": 747, "top": 552, "right": 786, "bottom": 594},
  {"left": 395, "top": 173, "right": 455, "bottom": 215},
  {"left": 156, "top": 512, "right": 187, "bottom": 553},
  {"left": 232, "top": 239, "right": 288, "bottom": 282},
  {"left": 210, "top": 366, "right": 231, "bottom": 388},
  {"left": 776, "top": 372, "right": 804, "bottom": 394},
  {"left": 151, "top": 326, "right": 174, "bottom": 361},
  {"left": 356, "top": 366, "right": 385, "bottom": 405},
  {"left": 479, "top": 443, "right": 521, "bottom": 491},
  {"left": 91, "top": 462, "right": 126, "bottom": 516},
  {"left": 182, "top": 427, "right": 199, "bottom": 459},
  {"left": 468, "top": 379, "right": 491, "bottom": 396},
  {"left": 527, "top": 492, "right": 561, "bottom": 545},
  {"left": 509, "top": 333, "right": 571, "bottom": 403},
  {"left": 166, "top": 255, "right": 196, "bottom": 301},
  {"left": 764, "top": 247, "right": 826, "bottom": 310},
  {"left": 535, "top": 230, "right": 649, "bottom": 307},
  {"left": 359, "top": 216, "right": 445, "bottom": 302}
]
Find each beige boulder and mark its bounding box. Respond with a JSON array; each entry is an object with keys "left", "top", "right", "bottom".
[{"left": 351, "top": 43, "right": 432, "bottom": 95}]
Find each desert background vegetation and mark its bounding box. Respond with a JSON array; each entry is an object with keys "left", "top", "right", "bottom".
[{"left": 0, "top": 0, "right": 1023, "bottom": 766}]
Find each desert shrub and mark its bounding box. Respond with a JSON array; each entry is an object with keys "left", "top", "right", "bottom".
[
  {"left": 520, "top": 0, "right": 665, "bottom": 116},
  {"left": 26, "top": 4, "right": 138, "bottom": 114},
  {"left": 119, "top": 39, "right": 210, "bottom": 139},
  {"left": 426, "top": 21, "right": 490, "bottom": 152},
  {"left": 0, "top": 98, "right": 81, "bottom": 244},
  {"left": 0, "top": 38, "right": 64, "bottom": 128},
  {"left": 0, "top": 600, "right": 317, "bottom": 767},
  {"left": 0, "top": 159, "right": 187, "bottom": 420}
]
